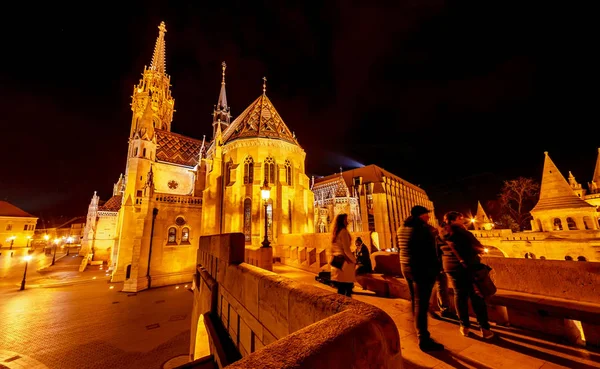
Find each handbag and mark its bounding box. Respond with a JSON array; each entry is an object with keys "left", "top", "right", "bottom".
[
  {"left": 330, "top": 254, "right": 346, "bottom": 269},
  {"left": 446, "top": 240, "right": 497, "bottom": 299}
]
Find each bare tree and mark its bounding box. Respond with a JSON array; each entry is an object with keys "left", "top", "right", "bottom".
[{"left": 498, "top": 177, "right": 540, "bottom": 231}]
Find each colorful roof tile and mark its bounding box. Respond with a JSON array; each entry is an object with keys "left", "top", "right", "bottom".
[
  {"left": 156, "top": 129, "right": 203, "bottom": 167},
  {"left": 223, "top": 94, "right": 298, "bottom": 146},
  {"left": 98, "top": 195, "right": 123, "bottom": 212}
]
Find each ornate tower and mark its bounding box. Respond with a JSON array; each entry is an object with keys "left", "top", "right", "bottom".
[
  {"left": 130, "top": 21, "right": 174, "bottom": 136},
  {"left": 212, "top": 61, "right": 231, "bottom": 140},
  {"left": 588, "top": 148, "right": 600, "bottom": 194}
]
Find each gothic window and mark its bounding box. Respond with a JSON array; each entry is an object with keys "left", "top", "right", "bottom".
[
  {"left": 181, "top": 227, "right": 190, "bottom": 243},
  {"left": 225, "top": 159, "right": 233, "bottom": 185},
  {"left": 284, "top": 160, "right": 292, "bottom": 185},
  {"left": 244, "top": 157, "right": 254, "bottom": 184},
  {"left": 288, "top": 199, "right": 293, "bottom": 233},
  {"left": 264, "top": 157, "right": 275, "bottom": 184},
  {"left": 134, "top": 147, "right": 138, "bottom": 156},
  {"left": 243, "top": 198, "right": 252, "bottom": 242},
  {"left": 168, "top": 227, "right": 177, "bottom": 244}
]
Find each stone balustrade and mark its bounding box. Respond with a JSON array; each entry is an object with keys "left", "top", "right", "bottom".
[
  {"left": 154, "top": 194, "right": 202, "bottom": 206},
  {"left": 191, "top": 233, "right": 403, "bottom": 369}
]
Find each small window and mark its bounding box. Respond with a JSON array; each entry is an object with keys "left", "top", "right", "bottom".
[
  {"left": 134, "top": 147, "right": 138, "bottom": 156},
  {"left": 182, "top": 228, "right": 190, "bottom": 243},
  {"left": 143, "top": 148, "right": 147, "bottom": 157},
  {"left": 6, "top": 224, "right": 12, "bottom": 231},
  {"left": 168, "top": 227, "right": 177, "bottom": 244},
  {"left": 24, "top": 224, "right": 28, "bottom": 231}
]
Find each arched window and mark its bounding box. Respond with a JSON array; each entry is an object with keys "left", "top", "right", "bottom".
[
  {"left": 565, "top": 255, "right": 573, "bottom": 261},
  {"left": 168, "top": 227, "right": 177, "bottom": 244},
  {"left": 577, "top": 256, "right": 587, "bottom": 261},
  {"left": 284, "top": 160, "right": 292, "bottom": 185},
  {"left": 566, "top": 217, "right": 577, "bottom": 230},
  {"left": 181, "top": 227, "right": 190, "bottom": 243},
  {"left": 553, "top": 218, "right": 563, "bottom": 231},
  {"left": 225, "top": 159, "right": 233, "bottom": 185},
  {"left": 244, "top": 157, "right": 254, "bottom": 184},
  {"left": 583, "top": 216, "right": 593, "bottom": 230},
  {"left": 264, "top": 157, "right": 276, "bottom": 184},
  {"left": 243, "top": 198, "right": 252, "bottom": 242}
]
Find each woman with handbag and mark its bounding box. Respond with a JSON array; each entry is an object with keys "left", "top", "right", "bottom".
[
  {"left": 330, "top": 213, "right": 356, "bottom": 296},
  {"left": 441, "top": 211, "right": 494, "bottom": 339}
]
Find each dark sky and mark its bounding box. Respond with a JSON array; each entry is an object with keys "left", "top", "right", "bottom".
[{"left": 1, "top": 1, "right": 598, "bottom": 220}]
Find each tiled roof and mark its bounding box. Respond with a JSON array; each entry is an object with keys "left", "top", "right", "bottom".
[
  {"left": 98, "top": 195, "right": 123, "bottom": 212},
  {"left": 0, "top": 201, "right": 36, "bottom": 218},
  {"left": 156, "top": 129, "right": 203, "bottom": 167},
  {"left": 223, "top": 94, "right": 298, "bottom": 146}
]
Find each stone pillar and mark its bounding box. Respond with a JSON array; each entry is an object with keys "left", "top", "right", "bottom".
[{"left": 258, "top": 247, "right": 273, "bottom": 271}]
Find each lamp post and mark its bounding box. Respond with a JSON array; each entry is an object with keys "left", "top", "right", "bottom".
[
  {"left": 260, "top": 179, "right": 271, "bottom": 248},
  {"left": 20, "top": 255, "right": 33, "bottom": 291},
  {"left": 51, "top": 239, "right": 59, "bottom": 266},
  {"left": 66, "top": 236, "right": 73, "bottom": 255}
]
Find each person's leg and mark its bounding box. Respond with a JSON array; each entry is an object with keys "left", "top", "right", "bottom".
[
  {"left": 413, "top": 279, "right": 435, "bottom": 341},
  {"left": 449, "top": 273, "right": 471, "bottom": 328},
  {"left": 469, "top": 287, "right": 491, "bottom": 330},
  {"left": 407, "top": 278, "right": 416, "bottom": 316},
  {"left": 436, "top": 272, "right": 451, "bottom": 314},
  {"left": 346, "top": 282, "right": 354, "bottom": 296}
]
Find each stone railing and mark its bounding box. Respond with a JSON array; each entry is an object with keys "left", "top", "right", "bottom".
[
  {"left": 190, "top": 233, "right": 402, "bottom": 369},
  {"left": 276, "top": 231, "right": 372, "bottom": 274},
  {"left": 244, "top": 246, "right": 273, "bottom": 271},
  {"left": 154, "top": 194, "right": 202, "bottom": 206}
]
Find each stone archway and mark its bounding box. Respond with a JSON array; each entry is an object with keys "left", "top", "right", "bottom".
[{"left": 481, "top": 244, "right": 508, "bottom": 257}]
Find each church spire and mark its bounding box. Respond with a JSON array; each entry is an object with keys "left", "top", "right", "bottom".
[
  {"left": 212, "top": 61, "right": 231, "bottom": 140},
  {"left": 150, "top": 22, "right": 167, "bottom": 74},
  {"left": 589, "top": 148, "right": 600, "bottom": 194}
]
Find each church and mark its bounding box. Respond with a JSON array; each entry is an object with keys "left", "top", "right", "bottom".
[{"left": 80, "top": 22, "right": 315, "bottom": 292}]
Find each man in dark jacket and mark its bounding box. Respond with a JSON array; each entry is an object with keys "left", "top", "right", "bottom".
[{"left": 397, "top": 205, "right": 444, "bottom": 352}]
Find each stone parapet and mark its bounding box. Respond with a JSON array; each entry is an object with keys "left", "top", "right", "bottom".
[{"left": 191, "top": 233, "right": 403, "bottom": 368}]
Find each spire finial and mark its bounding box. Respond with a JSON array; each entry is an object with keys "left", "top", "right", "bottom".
[
  {"left": 262, "top": 76, "right": 267, "bottom": 95},
  {"left": 150, "top": 22, "right": 167, "bottom": 74},
  {"left": 221, "top": 61, "right": 227, "bottom": 84}
]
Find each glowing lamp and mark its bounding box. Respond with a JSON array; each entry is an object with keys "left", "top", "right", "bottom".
[
  {"left": 24, "top": 255, "right": 32, "bottom": 262},
  {"left": 44, "top": 234, "right": 50, "bottom": 241},
  {"left": 261, "top": 180, "right": 271, "bottom": 201},
  {"left": 484, "top": 248, "right": 489, "bottom": 254}
]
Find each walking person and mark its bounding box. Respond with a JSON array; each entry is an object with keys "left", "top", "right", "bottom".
[
  {"left": 398, "top": 205, "right": 444, "bottom": 352},
  {"left": 330, "top": 214, "right": 356, "bottom": 296},
  {"left": 442, "top": 211, "right": 494, "bottom": 339}
]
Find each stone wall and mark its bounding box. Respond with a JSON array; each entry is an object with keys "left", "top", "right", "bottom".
[
  {"left": 482, "top": 257, "right": 600, "bottom": 304},
  {"left": 244, "top": 246, "right": 273, "bottom": 271},
  {"left": 191, "top": 233, "right": 402, "bottom": 369},
  {"left": 276, "top": 231, "right": 372, "bottom": 273}
]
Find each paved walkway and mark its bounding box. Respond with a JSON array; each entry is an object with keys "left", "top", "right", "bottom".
[{"left": 274, "top": 264, "right": 600, "bottom": 369}]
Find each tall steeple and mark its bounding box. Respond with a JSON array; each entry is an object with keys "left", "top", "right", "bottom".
[
  {"left": 150, "top": 22, "right": 167, "bottom": 74},
  {"left": 212, "top": 61, "right": 231, "bottom": 140},
  {"left": 589, "top": 148, "right": 600, "bottom": 194},
  {"left": 130, "top": 21, "right": 175, "bottom": 136},
  {"left": 531, "top": 152, "right": 594, "bottom": 212}
]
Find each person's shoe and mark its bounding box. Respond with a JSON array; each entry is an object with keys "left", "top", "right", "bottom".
[
  {"left": 440, "top": 310, "right": 459, "bottom": 320},
  {"left": 481, "top": 328, "right": 494, "bottom": 339},
  {"left": 419, "top": 339, "right": 445, "bottom": 352},
  {"left": 459, "top": 326, "right": 470, "bottom": 337}
]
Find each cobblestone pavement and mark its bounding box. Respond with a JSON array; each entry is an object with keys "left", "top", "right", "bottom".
[
  {"left": 274, "top": 264, "right": 600, "bottom": 369},
  {"left": 0, "top": 259, "right": 193, "bottom": 369}
]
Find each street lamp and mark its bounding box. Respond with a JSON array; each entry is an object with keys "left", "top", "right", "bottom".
[
  {"left": 260, "top": 179, "right": 271, "bottom": 248},
  {"left": 51, "top": 238, "right": 59, "bottom": 266},
  {"left": 20, "top": 255, "right": 33, "bottom": 291}
]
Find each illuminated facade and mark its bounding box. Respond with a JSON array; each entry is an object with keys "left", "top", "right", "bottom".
[
  {"left": 0, "top": 201, "right": 37, "bottom": 249},
  {"left": 83, "top": 22, "right": 313, "bottom": 292},
  {"left": 312, "top": 165, "right": 436, "bottom": 251}
]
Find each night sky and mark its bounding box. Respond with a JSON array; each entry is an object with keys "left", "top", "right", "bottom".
[{"left": 1, "top": 1, "right": 598, "bottom": 221}]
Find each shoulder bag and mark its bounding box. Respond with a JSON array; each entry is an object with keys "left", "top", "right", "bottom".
[{"left": 446, "top": 240, "right": 497, "bottom": 299}]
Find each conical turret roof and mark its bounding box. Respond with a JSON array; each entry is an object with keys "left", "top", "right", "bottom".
[
  {"left": 592, "top": 148, "right": 600, "bottom": 184},
  {"left": 222, "top": 90, "right": 298, "bottom": 146},
  {"left": 531, "top": 152, "right": 594, "bottom": 212},
  {"left": 475, "top": 201, "right": 491, "bottom": 223}
]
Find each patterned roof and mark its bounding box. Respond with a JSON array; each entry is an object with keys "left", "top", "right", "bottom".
[
  {"left": 98, "top": 195, "right": 123, "bottom": 212},
  {"left": 0, "top": 201, "right": 35, "bottom": 218},
  {"left": 156, "top": 129, "right": 203, "bottom": 167},
  {"left": 223, "top": 94, "right": 298, "bottom": 145}
]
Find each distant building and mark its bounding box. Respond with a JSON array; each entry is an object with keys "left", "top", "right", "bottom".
[
  {"left": 472, "top": 151, "right": 600, "bottom": 261},
  {"left": 35, "top": 216, "right": 86, "bottom": 246},
  {"left": 312, "top": 165, "right": 436, "bottom": 251},
  {"left": 0, "top": 201, "right": 37, "bottom": 248}
]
